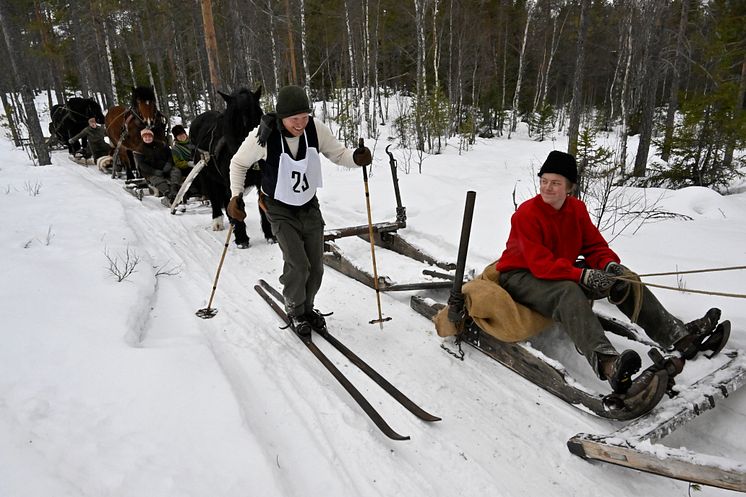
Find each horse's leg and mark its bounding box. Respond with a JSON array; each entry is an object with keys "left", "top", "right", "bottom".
[
  {"left": 205, "top": 172, "right": 227, "bottom": 232},
  {"left": 124, "top": 150, "right": 136, "bottom": 181}
]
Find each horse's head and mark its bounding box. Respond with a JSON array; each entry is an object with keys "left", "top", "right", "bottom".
[
  {"left": 131, "top": 86, "right": 158, "bottom": 127},
  {"left": 220, "top": 87, "right": 263, "bottom": 150}
]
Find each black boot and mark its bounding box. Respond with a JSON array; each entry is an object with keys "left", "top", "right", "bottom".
[
  {"left": 675, "top": 319, "right": 730, "bottom": 360},
  {"left": 290, "top": 315, "right": 312, "bottom": 338},
  {"left": 304, "top": 309, "right": 328, "bottom": 333},
  {"left": 602, "top": 350, "right": 642, "bottom": 394}
]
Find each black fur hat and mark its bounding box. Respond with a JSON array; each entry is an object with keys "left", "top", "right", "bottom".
[
  {"left": 171, "top": 125, "right": 186, "bottom": 138},
  {"left": 538, "top": 150, "right": 578, "bottom": 184},
  {"left": 275, "top": 85, "right": 312, "bottom": 119}
]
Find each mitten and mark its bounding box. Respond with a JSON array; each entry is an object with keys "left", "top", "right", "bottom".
[
  {"left": 605, "top": 261, "right": 631, "bottom": 303},
  {"left": 227, "top": 196, "right": 247, "bottom": 222},
  {"left": 604, "top": 261, "right": 627, "bottom": 276},
  {"left": 353, "top": 146, "right": 372, "bottom": 166},
  {"left": 580, "top": 269, "right": 614, "bottom": 299}
]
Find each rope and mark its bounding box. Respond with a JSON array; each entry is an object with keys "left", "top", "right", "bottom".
[
  {"left": 613, "top": 264, "right": 746, "bottom": 299},
  {"left": 615, "top": 277, "right": 746, "bottom": 299},
  {"left": 635, "top": 265, "right": 746, "bottom": 278}
]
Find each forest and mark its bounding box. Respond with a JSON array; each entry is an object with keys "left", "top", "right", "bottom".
[{"left": 0, "top": 0, "right": 744, "bottom": 190}]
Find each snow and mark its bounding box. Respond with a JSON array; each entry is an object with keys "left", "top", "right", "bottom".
[{"left": 2, "top": 100, "right": 746, "bottom": 497}]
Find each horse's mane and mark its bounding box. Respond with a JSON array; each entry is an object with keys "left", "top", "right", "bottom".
[
  {"left": 131, "top": 86, "right": 156, "bottom": 106},
  {"left": 221, "top": 87, "right": 263, "bottom": 148}
]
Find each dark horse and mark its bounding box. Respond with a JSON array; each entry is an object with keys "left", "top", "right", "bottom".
[
  {"left": 48, "top": 97, "right": 105, "bottom": 155},
  {"left": 189, "top": 87, "right": 273, "bottom": 248},
  {"left": 105, "top": 86, "right": 167, "bottom": 180}
]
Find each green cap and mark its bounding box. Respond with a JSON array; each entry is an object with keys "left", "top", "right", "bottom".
[{"left": 276, "top": 85, "right": 312, "bottom": 118}]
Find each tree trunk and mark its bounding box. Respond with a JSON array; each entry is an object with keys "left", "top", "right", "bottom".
[
  {"left": 0, "top": 1, "right": 50, "bottom": 165},
  {"left": 97, "top": 0, "right": 117, "bottom": 106},
  {"left": 284, "top": 0, "right": 298, "bottom": 84},
  {"left": 200, "top": 0, "right": 222, "bottom": 108},
  {"left": 300, "top": 0, "right": 311, "bottom": 92},
  {"left": 618, "top": 6, "right": 633, "bottom": 175},
  {"left": 267, "top": 0, "right": 280, "bottom": 93},
  {"left": 633, "top": 0, "right": 665, "bottom": 177},
  {"left": 1, "top": 92, "right": 22, "bottom": 147},
  {"left": 661, "top": 0, "right": 689, "bottom": 161},
  {"left": 509, "top": 1, "right": 534, "bottom": 137},
  {"left": 567, "top": 0, "right": 589, "bottom": 157},
  {"left": 723, "top": 55, "right": 746, "bottom": 168}
]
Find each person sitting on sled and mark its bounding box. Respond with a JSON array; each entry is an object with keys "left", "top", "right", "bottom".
[{"left": 495, "top": 150, "right": 729, "bottom": 394}]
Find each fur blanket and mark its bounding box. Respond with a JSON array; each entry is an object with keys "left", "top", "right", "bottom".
[{"left": 434, "top": 262, "right": 552, "bottom": 342}]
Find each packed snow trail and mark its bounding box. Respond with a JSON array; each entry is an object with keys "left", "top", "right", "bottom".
[{"left": 3, "top": 144, "right": 746, "bottom": 497}]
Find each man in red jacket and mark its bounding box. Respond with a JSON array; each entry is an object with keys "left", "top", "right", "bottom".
[{"left": 496, "top": 150, "right": 726, "bottom": 394}]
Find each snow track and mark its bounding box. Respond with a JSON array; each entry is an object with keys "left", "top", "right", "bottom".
[{"left": 3, "top": 146, "right": 745, "bottom": 497}]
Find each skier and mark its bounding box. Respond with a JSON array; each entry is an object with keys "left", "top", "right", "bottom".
[
  {"left": 133, "top": 128, "right": 181, "bottom": 207},
  {"left": 227, "top": 85, "right": 372, "bottom": 337},
  {"left": 495, "top": 150, "right": 728, "bottom": 394}
]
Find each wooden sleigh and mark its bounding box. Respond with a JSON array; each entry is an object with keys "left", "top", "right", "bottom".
[{"left": 322, "top": 184, "right": 746, "bottom": 492}]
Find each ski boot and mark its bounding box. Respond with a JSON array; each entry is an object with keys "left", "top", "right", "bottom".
[
  {"left": 304, "top": 309, "right": 330, "bottom": 335},
  {"left": 604, "top": 349, "right": 642, "bottom": 394},
  {"left": 674, "top": 308, "right": 730, "bottom": 360},
  {"left": 603, "top": 365, "right": 669, "bottom": 419}
]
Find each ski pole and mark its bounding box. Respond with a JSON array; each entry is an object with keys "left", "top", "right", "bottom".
[
  {"left": 196, "top": 223, "right": 234, "bottom": 319},
  {"left": 360, "top": 138, "right": 391, "bottom": 327}
]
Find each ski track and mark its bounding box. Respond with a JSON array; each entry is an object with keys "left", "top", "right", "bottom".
[{"left": 8, "top": 152, "right": 743, "bottom": 496}]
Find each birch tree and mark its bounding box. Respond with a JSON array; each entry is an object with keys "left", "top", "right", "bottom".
[
  {"left": 508, "top": 0, "right": 534, "bottom": 138},
  {"left": 300, "top": 0, "right": 311, "bottom": 93}
]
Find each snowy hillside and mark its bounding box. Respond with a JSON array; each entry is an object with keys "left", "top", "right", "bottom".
[{"left": 1, "top": 113, "right": 745, "bottom": 496}]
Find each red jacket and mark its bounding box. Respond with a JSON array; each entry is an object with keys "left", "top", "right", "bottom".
[{"left": 495, "top": 195, "right": 619, "bottom": 282}]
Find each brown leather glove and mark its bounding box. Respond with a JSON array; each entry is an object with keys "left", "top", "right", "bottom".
[
  {"left": 353, "top": 146, "right": 372, "bottom": 166},
  {"left": 227, "top": 196, "right": 246, "bottom": 222}
]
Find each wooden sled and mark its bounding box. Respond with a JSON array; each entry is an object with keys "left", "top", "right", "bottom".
[{"left": 411, "top": 296, "right": 746, "bottom": 492}]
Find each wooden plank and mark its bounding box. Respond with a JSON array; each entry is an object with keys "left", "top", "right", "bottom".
[
  {"left": 381, "top": 281, "right": 454, "bottom": 292},
  {"left": 568, "top": 434, "right": 746, "bottom": 492},
  {"left": 323, "top": 221, "right": 403, "bottom": 241},
  {"left": 323, "top": 242, "right": 378, "bottom": 288},
  {"left": 323, "top": 241, "right": 454, "bottom": 292},
  {"left": 360, "top": 231, "right": 457, "bottom": 271}
]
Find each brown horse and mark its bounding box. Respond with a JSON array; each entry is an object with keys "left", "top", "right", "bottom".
[{"left": 105, "top": 86, "right": 167, "bottom": 180}]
